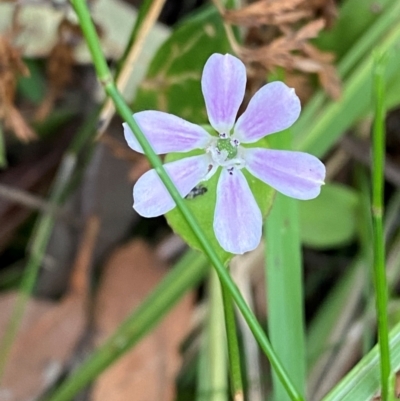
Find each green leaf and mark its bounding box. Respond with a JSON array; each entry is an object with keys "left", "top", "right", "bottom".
[
  {"left": 165, "top": 134, "right": 275, "bottom": 264},
  {"left": 133, "top": 6, "right": 231, "bottom": 123},
  {"left": 299, "top": 183, "right": 359, "bottom": 249},
  {"left": 17, "top": 59, "right": 46, "bottom": 104}
]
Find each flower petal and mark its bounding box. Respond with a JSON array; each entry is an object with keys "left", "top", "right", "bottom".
[
  {"left": 134, "top": 154, "right": 211, "bottom": 217},
  {"left": 245, "top": 148, "right": 326, "bottom": 200},
  {"left": 214, "top": 169, "right": 262, "bottom": 254},
  {"left": 124, "top": 111, "right": 211, "bottom": 154},
  {"left": 234, "top": 81, "right": 301, "bottom": 143},
  {"left": 201, "top": 53, "right": 246, "bottom": 134}
]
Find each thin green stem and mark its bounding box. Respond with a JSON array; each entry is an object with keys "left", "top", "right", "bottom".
[
  {"left": 371, "top": 51, "right": 391, "bottom": 401},
  {"left": 220, "top": 279, "right": 243, "bottom": 401},
  {"left": 71, "top": 2, "right": 303, "bottom": 400},
  {"left": 202, "top": 270, "right": 228, "bottom": 401}
]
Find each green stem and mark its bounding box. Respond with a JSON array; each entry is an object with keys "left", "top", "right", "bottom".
[
  {"left": 371, "top": 52, "right": 391, "bottom": 401},
  {"left": 199, "top": 270, "right": 228, "bottom": 401},
  {"left": 71, "top": 1, "right": 303, "bottom": 400},
  {"left": 220, "top": 279, "right": 243, "bottom": 401}
]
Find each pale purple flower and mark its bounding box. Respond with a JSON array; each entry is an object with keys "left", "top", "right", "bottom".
[{"left": 123, "top": 53, "right": 325, "bottom": 254}]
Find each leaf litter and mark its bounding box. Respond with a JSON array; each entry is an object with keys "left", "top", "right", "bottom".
[
  {"left": 220, "top": 0, "right": 341, "bottom": 100},
  {"left": 0, "top": 216, "right": 100, "bottom": 401},
  {"left": 0, "top": 34, "right": 36, "bottom": 142},
  {"left": 92, "top": 240, "right": 193, "bottom": 401}
]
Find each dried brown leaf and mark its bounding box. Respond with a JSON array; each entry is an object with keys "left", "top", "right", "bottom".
[
  {"left": 0, "top": 34, "right": 36, "bottom": 141},
  {"left": 0, "top": 296, "right": 86, "bottom": 401},
  {"left": 224, "top": 0, "right": 307, "bottom": 27},
  {"left": 306, "top": 0, "right": 338, "bottom": 28},
  {"left": 302, "top": 42, "right": 335, "bottom": 64},
  {"left": 92, "top": 240, "right": 193, "bottom": 401},
  {"left": 295, "top": 18, "right": 325, "bottom": 41},
  {"left": 318, "top": 64, "right": 342, "bottom": 100},
  {"left": 3, "top": 105, "right": 36, "bottom": 142},
  {"left": 221, "top": 0, "right": 340, "bottom": 99},
  {"left": 285, "top": 73, "right": 313, "bottom": 104}
]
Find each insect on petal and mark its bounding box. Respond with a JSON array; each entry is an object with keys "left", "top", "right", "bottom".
[
  {"left": 124, "top": 111, "right": 212, "bottom": 154},
  {"left": 214, "top": 169, "right": 262, "bottom": 254},
  {"left": 202, "top": 53, "right": 246, "bottom": 134},
  {"left": 133, "top": 155, "right": 211, "bottom": 217},
  {"left": 234, "top": 82, "right": 301, "bottom": 143},
  {"left": 245, "top": 148, "right": 326, "bottom": 200}
]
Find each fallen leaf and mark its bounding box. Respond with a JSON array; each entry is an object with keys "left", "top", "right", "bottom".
[
  {"left": 91, "top": 240, "right": 193, "bottom": 401},
  {"left": 0, "top": 216, "right": 99, "bottom": 401}
]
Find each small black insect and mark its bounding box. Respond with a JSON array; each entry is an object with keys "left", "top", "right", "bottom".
[{"left": 185, "top": 184, "right": 208, "bottom": 200}]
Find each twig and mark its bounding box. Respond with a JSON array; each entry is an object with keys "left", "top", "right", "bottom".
[
  {"left": 96, "top": 0, "right": 166, "bottom": 137},
  {"left": 211, "top": 0, "right": 241, "bottom": 55},
  {"left": 0, "top": 183, "right": 64, "bottom": 217}
]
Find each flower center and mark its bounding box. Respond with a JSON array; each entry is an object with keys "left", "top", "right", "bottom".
[
  {"left": 217, "top": 138, "right": 238, "bottom": 159},
  {"left": 203, "top": 133, "right": 245, "bottom": 181}
]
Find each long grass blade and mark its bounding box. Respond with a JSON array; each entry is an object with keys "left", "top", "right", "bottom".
[
  {"left": 371, "top": 51, "right": 391, "bottom": 401},
  {"left": 265, "top": 129, "right": 306, "bottom": 401}
]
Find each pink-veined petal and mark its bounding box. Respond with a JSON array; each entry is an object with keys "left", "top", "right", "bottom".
[
  {"left": 124, "top": 111, "right": 211, "bottom": 154},
  {"left": 245, "top": 148, "right": 325, "bottom": 200},
  {"left": 133, "top": 154, "right": 210, "bottom": 217},
  {"left": 201, "top": 53, "right": 246, "bottom": 134},
  {"left": 234, "top": 81, "right": 301, "bottom": 143},
  {"left": 214, "top": 169, "right": 262, "bottom": 254}
]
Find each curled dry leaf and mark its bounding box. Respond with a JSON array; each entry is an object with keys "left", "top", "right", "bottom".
[
  {"left": 224, "top": 0, "right": 309, "bottom": 27},
  {"left": 0, "top": 34, "right": 36, "bottom": 142},
  {"left": 222, "top": 0, "right": 341, "bottom": 100}
]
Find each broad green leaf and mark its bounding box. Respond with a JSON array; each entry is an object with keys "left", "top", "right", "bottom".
[
  {"left": 299, "top": 183, "right": 359, "bottom": 249},
  {"left": 165, "top": 133, "right": 275, "bottom": 264},
  {"left": 133, "top": 6, "right": 231, "bottom": 123}
]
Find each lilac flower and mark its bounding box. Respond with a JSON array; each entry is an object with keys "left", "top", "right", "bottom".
[{"left": 123, "top": 53, "right": 325, "bottom": 254}]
